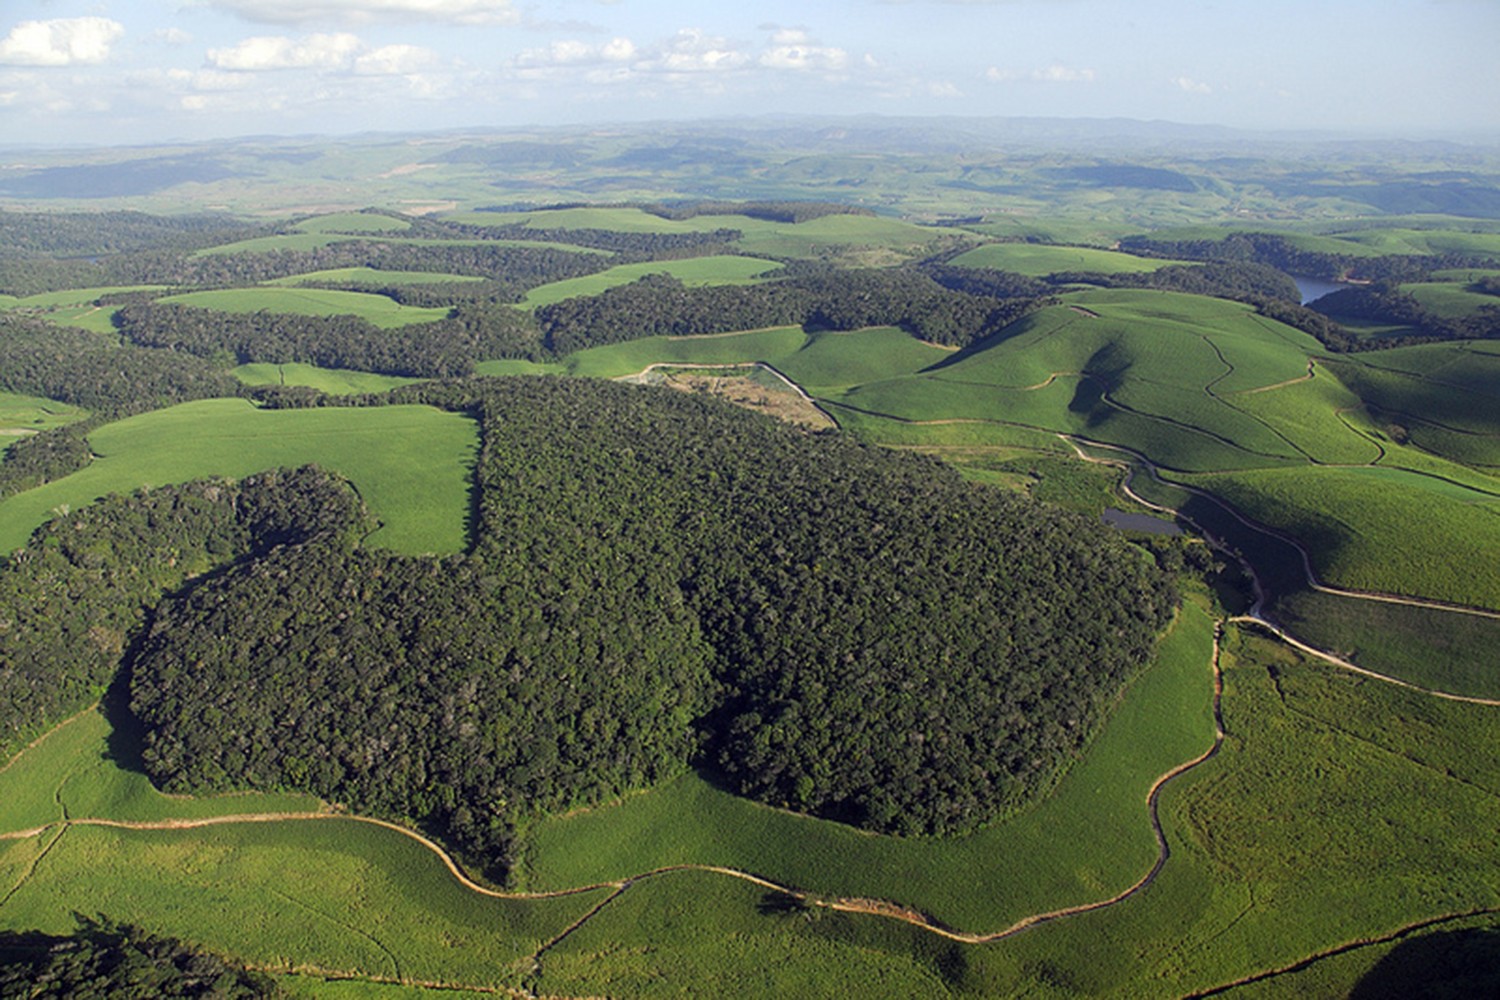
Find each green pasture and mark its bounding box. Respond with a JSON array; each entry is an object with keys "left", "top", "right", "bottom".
[
  {"left": 947, "top": 242, "right": 1187, "bottom": 276},
  {"left": 1137, "top": 225, "right": 1389, "bottom": 258},
  {"left": 453, "top": 206, "right": 945, "bottom": 258},
  {"left": 958, "top": 627, "right": 1500, "bottom": 997},
  {"left": 268, "top": 267, "right": 487, "bottom": 287},
  {"left": 0, "top": 390, "right": 86, "bottom": 437},
  {"left": 1332, "top": 226, "right": 1500, "bottom": 257},
  {"left": 526, "top": 601, "right": 1216, "bottom": 933},
  {"left": 0, "top": 399, "right": 476, "bottom": 556},
  {"left": 232, "top": 362, "right": 422, "bottom": 394},
  {"left": 958, "top": 216, "right": 1137, "bottom": 247},
  {"left": 0, "top": 285, "right": 168, "bottom": 309},
  {"left": 1402, "top": 280, "right": 1500, "bottom": 319},
  {"left": 158, "top": 288, "right": 450, "bottom": 329},
  {"left": 1182, "top": 463, "right": 1500, "bottom": 610},
  {"left": 0, "top": 709, "right": 322, "bottom": 835},
  {"left": 1273, "top": 589, "right": 1500, "bottom": 698},
  {"left": 0, "top": 821, "right": 606, "bottom": 992},
  {"left": 292, "top": 212, "right": 412, "bottom": 234},
  {"left": 1225, "top": 363, "right": 1385, "bottom": 466},
  {"left": 828, "top": 292, "right": 1320, "bottom": 472},
  {"left": 516, "top": 255, "right": 783, "bottom": 309},
  {"left": 769, "top": 327, "right": 953, "bottom": 390}
]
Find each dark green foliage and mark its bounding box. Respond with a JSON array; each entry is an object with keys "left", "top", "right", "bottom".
[
  {"left": 0, "top": 315, "right": 241, "bottom": 414},
  {"left": 129, "top": 379, "right": 1173, "bottom": 869},
  {"left": 444, "top": 219, "right": 742, "bottom": 256},
  {"left": 537, "top": 267, "right": 1043, "bottom": 353},
  {"left": 1314, "top": 282, "right": 1500, "bottom": 343},
  {"left": 0, "top": 467, "right": 368, "bottom": 761},
  {"left": 0, "top": 919, "right": 282, "bottom": 998},
  {"left": 0, "top": 424, "right": 97, "bottom": 501},
  {"left": 113, "top": 300, "right": 544, "bottom": 376}
]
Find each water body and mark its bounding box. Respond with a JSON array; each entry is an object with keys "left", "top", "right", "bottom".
[
  {"left": 1291, "top": 274, "right": 1348, "bottom": 305},
  {"left": 1101, "top": 508, "right": 1183, "bottom": 536}
]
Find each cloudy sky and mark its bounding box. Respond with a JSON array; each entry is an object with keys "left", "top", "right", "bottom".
[{"left": 1, "top": 0, "right": 1496, "bottom": 146}]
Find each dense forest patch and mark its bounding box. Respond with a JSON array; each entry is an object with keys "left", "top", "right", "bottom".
[{"left": 124, "top": 378, "right": 1174, "bottom": 879}]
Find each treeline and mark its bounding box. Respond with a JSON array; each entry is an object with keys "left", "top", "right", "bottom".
[
  {"left": 1118, "top": 231, "right": 1496, "bottom": 285},
  {"left": 0, "top": 209, "right": 261, "bottom": 258},
  {"left": 439, "top": 219, "right": 742, "bottom": 256},
  {"left": 127, "top": 378, "right": 1174, "bottom": 881},
  {"left": 537, "top": 267, "right": 1049, "bottom": 353},
  {"left": 0, "top": 314, "right": 243, "bottom": 498},
  {"left": 0, "top": 919, "right": 282, "bottom": 998},
  {"left": 112, "top": 300, "right": 543, "bottom": 377},
  {"left": 0, "top": 467, "right": 367, "bottom": 761},
  {"left": 638, "top": 200, "right": 876, "bottom": 224},
  {"left": 1312, "top": 282, "right": 1500, "bottom": 345}
]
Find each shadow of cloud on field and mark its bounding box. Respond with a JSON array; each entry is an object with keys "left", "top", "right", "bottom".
[{"left": 1349, "top": 926, "right": 1500, "bottom": 1000}]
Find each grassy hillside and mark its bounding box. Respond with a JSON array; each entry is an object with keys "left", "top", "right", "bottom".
[{"left": 0, "top": 399, "right": 476, "bottom": 555}]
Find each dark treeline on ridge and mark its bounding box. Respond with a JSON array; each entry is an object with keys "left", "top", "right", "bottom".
[{"left": 45, "top": 378, "right": 1179, "bottom": 881}]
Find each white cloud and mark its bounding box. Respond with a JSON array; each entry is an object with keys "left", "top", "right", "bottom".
[
  {"left": 207, "top": 33, "right": 362, "bottom": 71},
  {"left": 193, "top": 0, "right": 518, "bottom": 26},
  {"left": 760, "top": 29, "right": 848, "bottom": 73},
  {"left": 1174, "top": 75, "right": 1211, "bottom": 94},
  {"left": 353, "top": 44, "right": 440, "bottom": 75},
  {"left": 986, "top": 63, "right": 1095, "bottom": 84},
  {"left": 601, "top": 37, "right": 635, "bottom": 62},
  {"left": 928, "top": 81, "right": 962, "bottom": 98},
  {"left": 155, "top": 27, "right": 193, "bottom": 46},
  {"left": 0, "top": 17, "right": 124, "bottom": 67},
  {"left": 658, "top": 29, "right": 746, "bottom": 74}
]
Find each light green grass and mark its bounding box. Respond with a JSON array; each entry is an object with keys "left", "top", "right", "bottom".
[
  {"left": 158, "top": 288, "right": 450, "bottom": 329},
  {"left": 948, "top": 242, "right": 1188, "bottom": 276},
  {"left": 232, "top": 362, "right": 421, "bottom": 394},
  {"left": 0, "top": 285, "right": 168, "bottom": 309},
  {"left": 0, "top": 709, "right": 322, "bottom": 834},
  {"left": 456, "top": 207, "right": 944, "bottom": 258},
  {"left": 1226, "top": 363, "right": 1384, "bottom": 466},
  {"left": 771, "top": 327, "right": 953, "bottom": 390},
  {"left": 964, "top": 626, "right": 1500, "bottom": 996},
  {"left": 516, "top": 255, "right": 783, "bottom": 309},
  {"left": 1402, "top": 281, "right": 1500, "bottom": 319},
  {"left": 1333, "top": 227, "right": 1500, "bottom": 257},
  {"left": 1183, "top": 463, "right": 1500, "bottom": 609},
  {"left": 526, "top": 601, "right": 1216, "bottom": 933},
  {"left": 560, "top": 326, "right": 812, "bottom": 379},
  {"left": 0, "top": 391, "right": 87, "bottom": 437},
  {"left": 0, "top": 399, "right": 476, "bottom": 556},
  {"left": 0, "top": 821, "right": 606, "bottom": 992},
  {"left": 293, "top": 212, "right": 412, "bottom": 234},
  {"left": 268, "top": 267, "right": 487, "bottom": 287}
]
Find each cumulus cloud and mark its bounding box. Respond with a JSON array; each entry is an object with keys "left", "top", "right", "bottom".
[
  {"left": 1174, "top": 75, "right": 1211, "bottom": 94},
  {"left": 193, "top": 0, "right": 518, "bottom": 26},
  {"left": 0, "top": 17, "right": 124, "bottom": 66},
  {"left": 354, "top": 44, "right": 441, "bottom": 75},
  {"left": 207, "top": 32, "right": 362, "bottom": 70},
  {"left": 986, "top": 63, "right": 1095, "bottom": 83},
  {"left": 760, "top": 28, "right": 848, "bottom": 72}
]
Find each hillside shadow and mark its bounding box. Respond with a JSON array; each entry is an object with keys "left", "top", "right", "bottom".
[{"left": 1349, "top": 925, "right": 1500, "bottom": 999}]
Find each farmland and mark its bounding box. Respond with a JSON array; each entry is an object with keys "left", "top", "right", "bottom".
[
  {"left": 2, "top": 121, "right": 1500, "bottom": 996},
  {"left": 0, "top": 399, "right": 476, "bottom": 555},
  {"left": 158, "top": 288, "right": 451, "bottom": 329}
]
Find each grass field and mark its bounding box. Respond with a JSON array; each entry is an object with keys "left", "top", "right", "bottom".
[
  {"left": 232, "top": 362, "right": 422, "bottom": 394},
  {"left": 1182, "top": 463, "right": 1500, "bottom": 610},
  {"left": 946, "top": 242, "right": 1188, "bottom": 276},
  {"left": 194, "top": 234, "right": 608, "bottom": 257},
  {"left": 449, "top": 207, "right": 948, "bottom": 260},
  {"left": 292, "top": 212, "right": 412, "bottom": 234},
  {"left": 0, "top": 390, "right": 87, "bottom": 439},
  {"left": 515, "top": 255, "right": 783, "bottom": 309},
  {"left": 0, "top": 399, "right": 476, "bottom": 555},
  {"left": 158, "top": 288, "right": 451, "bottom": 329},
  {"left": 1402, "top": 280, "right": 1500, "bottom": 319},
  {"left": 268, "top": 267, "right": 487, "bottom": 287}
]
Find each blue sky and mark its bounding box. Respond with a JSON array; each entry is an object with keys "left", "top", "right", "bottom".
[{"left": 1, "top": 0, "right": 1496, "bottom": 145}]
